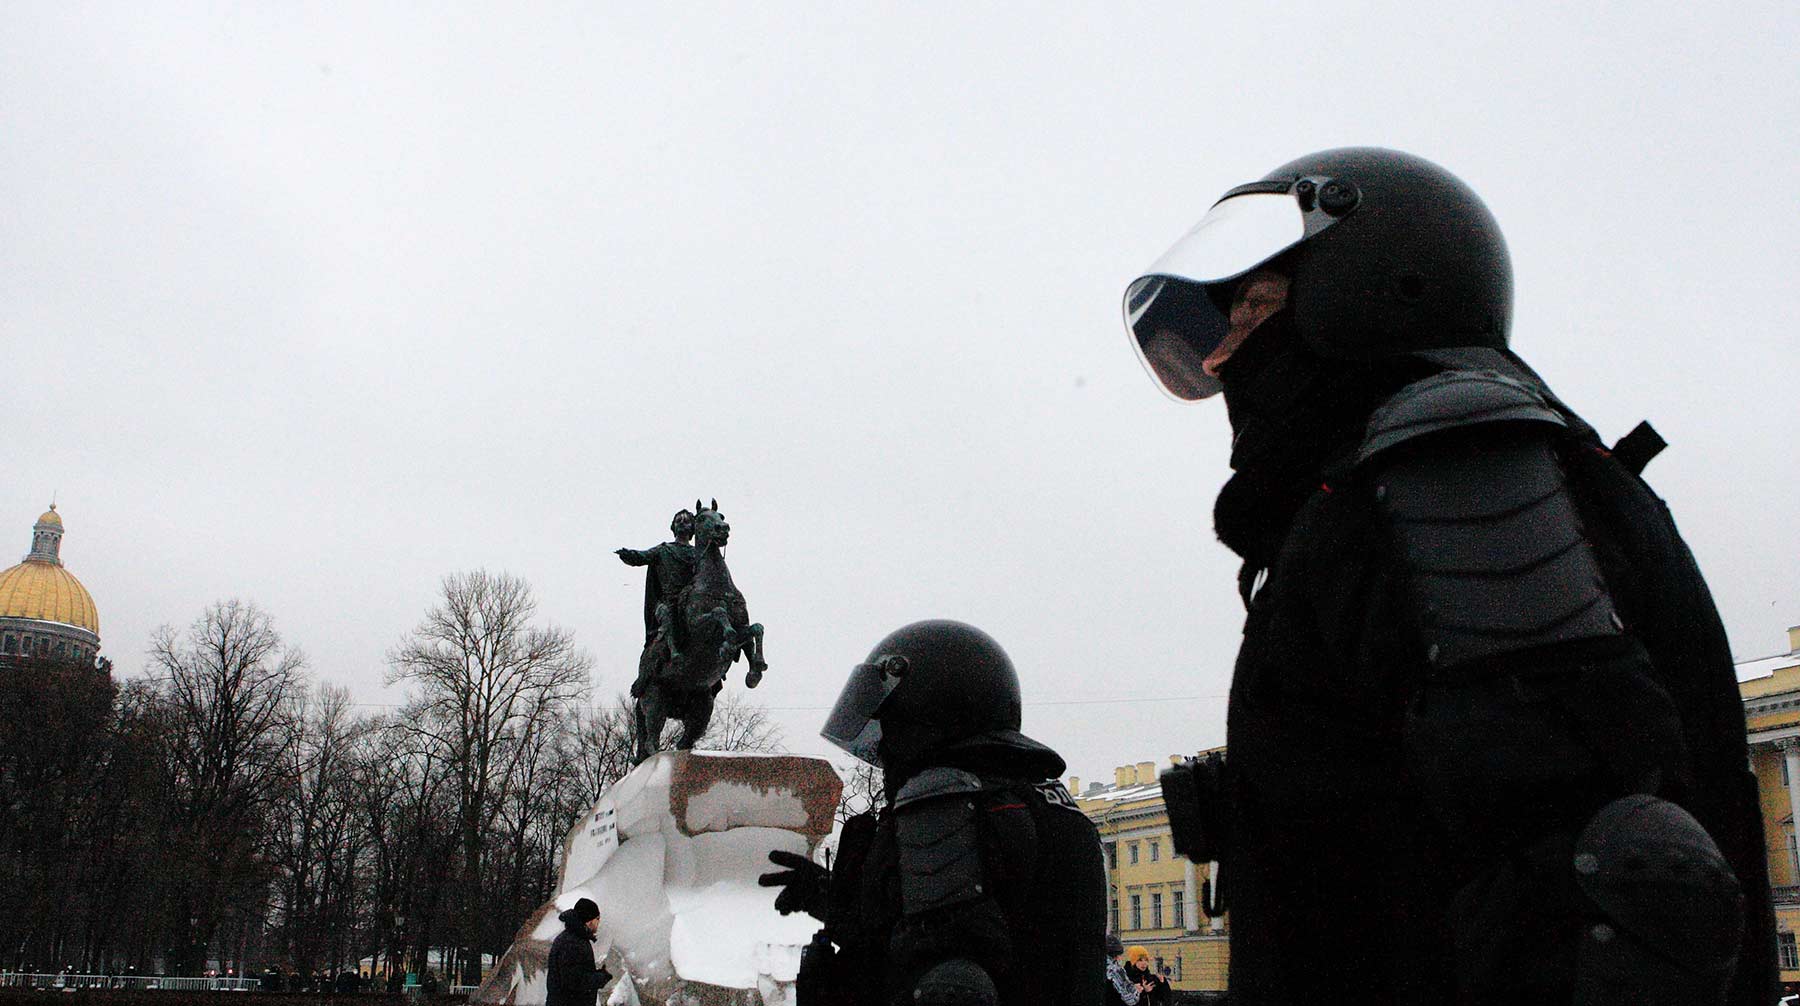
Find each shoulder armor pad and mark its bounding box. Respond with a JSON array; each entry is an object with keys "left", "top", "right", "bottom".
[
  {"left": 896, "top": 771, "right": 987, "bottom": 917},
  {"left": 894, "top": 766, "right": 984, "bottom": 808},
  {"left": 1359, "top": 370, "right": 1566, "bottom": 466},
  {"left": 1373, "top": 423, "right": 1622, "bottom": 669}
]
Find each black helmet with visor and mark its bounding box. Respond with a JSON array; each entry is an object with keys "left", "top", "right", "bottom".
[
  {"left": 821, "top": 620, "right": 1023, "bottom": 770},
  {"left": 1124, "top": 147, "right": 1512, "bottom": 402}
]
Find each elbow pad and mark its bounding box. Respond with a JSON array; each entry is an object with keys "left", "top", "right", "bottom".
[{"left": 912, "top": 959, "right": 998, "bottom": 1006}]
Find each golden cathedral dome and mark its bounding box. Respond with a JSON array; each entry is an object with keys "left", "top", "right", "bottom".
[
  {"left": 0, "top": 560, "right": 99, "bottom": 634},
  {"left": 0, "top": 504, "right": 100, "bottom": 645}
]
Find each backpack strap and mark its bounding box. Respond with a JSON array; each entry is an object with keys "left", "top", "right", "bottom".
[{"left": 1609, "top": 420, "right": 1667, "bottom": 475}]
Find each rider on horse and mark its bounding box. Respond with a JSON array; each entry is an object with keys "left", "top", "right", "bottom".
[{"left": 616, "top": 508, "right": 697, "bottom": 698}]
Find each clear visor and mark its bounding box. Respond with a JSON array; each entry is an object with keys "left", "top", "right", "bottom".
[
  {"left": 820, "top": 661, "right": 902, "bottom": 766},
  {"left": 1122, "top": 190, "right": 1312, "bottom": 402}
]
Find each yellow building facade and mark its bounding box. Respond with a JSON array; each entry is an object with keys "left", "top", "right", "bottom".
[
  {"left": 1074, "top": 754, "right": 1229, "bottom": 994},
  {"left": 1737, "top": 624, "right": 1800, "bottom": 989}
]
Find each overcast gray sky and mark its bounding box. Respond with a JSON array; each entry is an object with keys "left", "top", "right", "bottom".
[{"left": 6, "top": 2, "right": 1797, "bottom": 785}]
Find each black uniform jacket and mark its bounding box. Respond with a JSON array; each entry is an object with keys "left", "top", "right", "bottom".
[
  {"left": 545, "top": 919, "right": 611, "bottom": 1006},
  {"left": 1217, "top": 371, "right": 1774, "bottom": 1004},
  {"left": 822, "top": 732, "right": 1106, "bottom": 1006}
]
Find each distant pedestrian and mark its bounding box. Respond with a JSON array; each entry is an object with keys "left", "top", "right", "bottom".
[
  {"left": 1104, "top": 935, "right": 1146, "bottom": 1006},
  {"left": 546, "top": 898, "right": 612, "bottom": 1006}
]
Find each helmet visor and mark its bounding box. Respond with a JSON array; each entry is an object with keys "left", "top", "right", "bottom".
[
  {"left": 820, "top": 661, "right": 902, "bottom": 766},
  {"left": 1123, "top": 189, "right": 1312, "bottom": 402}
]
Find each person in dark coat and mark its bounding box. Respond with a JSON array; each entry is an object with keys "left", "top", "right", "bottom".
[
  {"left": 761, "top": 620, "right": 1107, "bottom": 1006},
  {"left": 545, "top": 898, "right": 611, "bottom": 1006},
  {"left": 1120, "top": 147, "right": 1775, "bottom": 1004}
]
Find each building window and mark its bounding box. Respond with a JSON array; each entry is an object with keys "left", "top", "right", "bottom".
[
  {"left": 1151, "top": 892, "right": 1163, "bottom": 928},
  {"left": 1149, "top": 840, "right": 1160, "bottom": 862},
  {"left": 1104, "top": 842, "right": 1117, "bottom": 869},
  {"left": 2, "top": 634, "right": 14, "bottom": 653},
  {"left": 1109, "top": 898, "right": 1120, "bottom": 934},
  {"left": 1171, "top": 957, "right": 1182, "bottom": 981},
  {"left": 1129, "top": 843, "right": 1140, "bottom": 865},
  {"left": 1130, "top": 894, "right": 1142, "bottom": 930},
  {"left": 1781, "top": 932, "right": 1799, "bottom": 971},
  {"left": 1788, "top": 833, "right": 1798, "bottom": 877},
  {"left": 1173, "top": 893, "right": 1186, "bottom": 929}
]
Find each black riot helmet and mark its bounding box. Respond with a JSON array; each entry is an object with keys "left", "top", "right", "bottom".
[
  {"left": 821, "top": 620, "right": 1023, "bottom": 770},
  {"left": 1123, "top": 147, "right": 1512, "bottom": 401}
]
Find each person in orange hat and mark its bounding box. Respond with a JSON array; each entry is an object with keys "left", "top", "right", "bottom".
[{"left": 1123, "top": 947, "right": 1170, "bottom": 1006}]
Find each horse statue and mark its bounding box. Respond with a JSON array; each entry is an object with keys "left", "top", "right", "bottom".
[{"left": 633, "top": 499, "right": 767, "bottom": 763}]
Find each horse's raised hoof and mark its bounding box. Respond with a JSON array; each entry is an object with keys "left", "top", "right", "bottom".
[{"left": 745, "top": 668, "right": 763, "bottom": 688}]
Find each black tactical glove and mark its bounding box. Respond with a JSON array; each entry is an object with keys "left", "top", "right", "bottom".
[{"left": 759, "top": 849, "right": 830, "bottom": 920}]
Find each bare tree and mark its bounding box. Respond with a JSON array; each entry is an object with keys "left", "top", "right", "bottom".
[
  {"left": 564, "top": 696, "right": 639, "bottom": 803},
  {"left": 387, "top": 571, "right": 592, "bottom": 986},
  {"left": 695, "top": 690, "right": 784, "bottom": 753},
  {"left": 835, "top": 761, "right": 885, "bottom": 824},
  {"left": 149, "top": 599, "right": 307, "bottom": 974},
  {"left": 270, "top": 684, "right": 370, "bottom": 976},
  {"left": 353, "top": 714, "right": 454, "bottom": 989}
]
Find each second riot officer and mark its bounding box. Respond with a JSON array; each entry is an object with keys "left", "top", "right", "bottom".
[
  {"left": 759, "top": 620, "right": 1105, "bottom": 1006},
  {"left": 1123, "top": 147, "right": 1774, "bottom": 1004}
]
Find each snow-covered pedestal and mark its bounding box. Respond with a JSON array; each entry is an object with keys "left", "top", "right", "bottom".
[{"left": 475, "top": 751, "right": 842, "bottom": 1006}]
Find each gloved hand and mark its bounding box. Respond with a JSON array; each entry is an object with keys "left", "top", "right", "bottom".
[{"left": 759, "top": 849, "right": 830, "bottom": 920}]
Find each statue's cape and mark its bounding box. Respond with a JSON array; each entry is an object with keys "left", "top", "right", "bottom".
[{"left": 642, "top": 558, "right": 663, "bottom": 639}]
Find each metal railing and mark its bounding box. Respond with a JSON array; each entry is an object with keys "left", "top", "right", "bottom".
[{"left": 0, "top": 973, "right": 261, "bottom": 991}]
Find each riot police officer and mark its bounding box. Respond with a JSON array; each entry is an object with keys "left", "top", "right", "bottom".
[
  {"left": 1122, "top": 147, "right": 1775, "bottom": 1004},
  {"left": 759, "top": 620, "right": 1105, "bottom": 1006}
]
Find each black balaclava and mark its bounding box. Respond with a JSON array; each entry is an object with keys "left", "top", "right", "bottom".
[{"left": 1212, "top": 307, "right": 1424, "bottom": 572}]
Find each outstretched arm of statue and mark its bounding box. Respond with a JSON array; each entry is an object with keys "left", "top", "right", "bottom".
[{"left": 616, "top": 547, "right": 650, "bottom": 566}]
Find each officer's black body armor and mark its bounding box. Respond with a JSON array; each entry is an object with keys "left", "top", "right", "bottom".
[
  {"left": 811, "top": 733, "right": 1106, "bottom": 1006},
  {"left": 1215, "top": 352, "right": 1775, "bottom": 1005}
]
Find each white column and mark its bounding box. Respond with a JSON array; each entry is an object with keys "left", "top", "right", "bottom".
[
  {"left": 1207, "top": 861, "right": 1224, "bottom": 932},
  {"left": 1782, "top": 740, "right": 1800, "bottom": 879},
  {"left": 1183, "top": 859, "right": 1198, "bottom": 931}
]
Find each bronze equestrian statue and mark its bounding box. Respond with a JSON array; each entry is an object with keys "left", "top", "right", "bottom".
[{"left": 620, "top": 500, "right": 766, "bottom": 762}]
